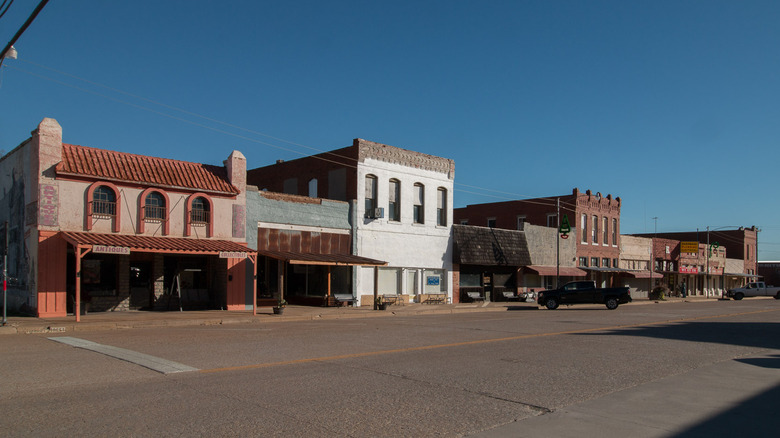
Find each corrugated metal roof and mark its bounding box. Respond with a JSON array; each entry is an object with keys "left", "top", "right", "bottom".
[
  {"left": 453, "top": 224, "right": 532, "bottom": 266},
  {"left": 56, "top": 144, "right": 239, "bottom": 195},
  {"left": 256, "top": 249, "right": 386, "bottom": 266},
  {"left": 61, "top": 232, "right": 253, "bottom": 254}
]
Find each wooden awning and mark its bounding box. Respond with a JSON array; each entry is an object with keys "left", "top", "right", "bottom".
[{"left": 255, "top": 249, "right": 386, "bottom": 266}]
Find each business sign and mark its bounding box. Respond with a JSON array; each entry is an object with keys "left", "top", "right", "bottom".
[
  {"left": 92, "top": 245, "right": 130, "bottom": 255},
  {"left": 680, "top": 266, "right": 699, "bottom": 274},
  {"left": 680, "top": 241, "right": 699, "bottom": 254},
  {"left": 219, "top": 251, "right": 247, "bottom": 259},
  {"left": 426, "top": 276, "right": 440, "bottom": 286}
]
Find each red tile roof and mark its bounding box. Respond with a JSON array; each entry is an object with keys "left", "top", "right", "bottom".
[
  {"left": 61, "top": 232, "right": 253, "bottom": 254},
  {"left": 56, "top": 144, "right": 239, "bottom": 195}
]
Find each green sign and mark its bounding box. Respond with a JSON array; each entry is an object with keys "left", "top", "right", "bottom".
[{"left": 559, "top": 214, "right": 571, "bottom": 236}]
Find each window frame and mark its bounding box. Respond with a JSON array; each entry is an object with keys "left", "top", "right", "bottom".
[
  {"left": 413, "top": 183, "right": 425, "bottom": 224},
  {"left": 388, "top": 178, "right": 401, "bottom": 222},
  {"left": 364, "top": 174, "right": 378, "bottom": 218},
  {"left": 436, "top": 187, "right": 447, "bottom": 227}
]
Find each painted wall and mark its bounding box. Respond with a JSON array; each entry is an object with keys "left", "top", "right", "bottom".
[
  {"left": 55, "top": 178, "right": 244, "bottom": 239},
  {"left": 524, "top": 223, "right": 578, "bottom": 267},
  {"left": 0, "top": 139, "right": 33, "bottom": 312},
  {"left": 354, "top": 155, "right": 454, "bottom": 304}
]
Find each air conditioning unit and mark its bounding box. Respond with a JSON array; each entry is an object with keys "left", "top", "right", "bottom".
[{"left": 365, "top": 207, "right": 384, "bottom": 219}]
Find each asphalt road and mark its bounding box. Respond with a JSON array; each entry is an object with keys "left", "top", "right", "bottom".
[{"left": 2, "top": 299, "right": 780, "bottom": 437}]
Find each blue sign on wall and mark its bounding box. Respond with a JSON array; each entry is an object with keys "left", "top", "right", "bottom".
[{"left": 426, "top": 276, "right": 440, "bottom": 286}]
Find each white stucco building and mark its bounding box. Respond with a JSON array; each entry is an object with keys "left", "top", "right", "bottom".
[{"left": 247, "top": 139, "right": 454, "bottom": 306}]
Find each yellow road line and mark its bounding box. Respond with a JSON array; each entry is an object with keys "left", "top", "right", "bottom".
[{"left": 199, "top": 308, "right": 780, "bottom": 374}]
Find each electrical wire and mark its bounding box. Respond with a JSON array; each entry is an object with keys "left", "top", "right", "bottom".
[
  {"left": 5, "top": 59, "right": 619, "bottom": 210},
  {"left": 0, "top": 0, "right": 15, "bottom": 21}
]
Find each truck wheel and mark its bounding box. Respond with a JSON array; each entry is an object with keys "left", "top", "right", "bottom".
[
  {"left": 545, "top": 298, "right": 559, "bottom": 310},
  {"left": 775, "top": 292, "right": 780, "bottom": 300},
  {"left": 605, "top": 297, "right": 619, "bottom": 310},
  {"left": 734, "top": 293, "right": 744, "bottom": 301}
]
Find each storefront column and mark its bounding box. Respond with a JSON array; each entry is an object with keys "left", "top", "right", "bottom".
[{"left": 74, "top": 245, "right": 91, "bottom": 323}]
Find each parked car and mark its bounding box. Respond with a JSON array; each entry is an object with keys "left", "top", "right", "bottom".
[
  {"left": 537, "top": 281, "right": 631, "bottom": 310},
  {"left": 726, "top": 282, "right": 780, "bottom": 300}
]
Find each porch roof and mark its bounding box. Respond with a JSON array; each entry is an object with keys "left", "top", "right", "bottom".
[
  {"left": 256, "top": 249, "right": 386, "bottom": 266},
  {"left": 60, "top": 231, "right": 255, "bottom": 255},
  {"left": 525, "top": 266, "right": 587, "bottom": 277}
]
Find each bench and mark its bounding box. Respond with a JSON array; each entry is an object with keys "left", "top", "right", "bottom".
[
  {"left": 381, "top": 294, "right": 402, "bottom": 306},
  {"left": 501, "top": 291, "right": 518, "bottom": 301},
  {"left": 466, "top": 291, "right": 485, "bottom": 303},
  {"left": 424, "top": 293, "right": 447, "bottom": 304},
  {"left": 333, "top": 294, "right": 357, "bottom": 307}
]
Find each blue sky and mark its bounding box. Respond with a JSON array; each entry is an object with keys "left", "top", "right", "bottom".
[{"left": 2, "top": 1, "right": 779, "bottom": 259}]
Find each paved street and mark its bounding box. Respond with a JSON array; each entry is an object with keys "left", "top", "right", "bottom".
[{"left": 2, "top": 299, "right": 779, "bottom": 437}]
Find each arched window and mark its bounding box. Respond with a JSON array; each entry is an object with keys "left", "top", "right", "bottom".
[
  {"left": 388, "top": 179, "right": 400, "bottom": 222},
  {"left": 436, "top": 187, "right": 447, "bottom": 226},
  {"left": 191, "top": 197, "right": 210, "bottom": 225},
  {"left": 364, "top": 174, "right": 378, "bottom": 217},
  {"left": 413, "top": 183, "right": 425, "bottom": 224},
  {"left": 92, "top": 186, "right": 116, "bottom": 217},
  {"left": 144, "top": 192, "right": 166, "bottom": 220}
]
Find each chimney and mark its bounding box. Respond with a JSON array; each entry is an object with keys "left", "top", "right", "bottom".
[
  {"left": 224, "top": 150, "right": 246, "bottom": 193},
  {"left": 33, "top": 118, "right": 63, "bottom": 181}
]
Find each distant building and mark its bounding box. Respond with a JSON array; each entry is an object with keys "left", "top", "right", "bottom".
[
  {"left": 0, "top": 118, "right": 254, "bottom": 317},
  {"left": 632, "top": 227, "right": 758, "bottom": 297},
  {"left": 758, "top": 261, "right": 780, "bottom": 287},
  {"left": 454, "top": 188, "right": 621, "bottom": 287},
  {"left": 247, "top": 138, "right": 454, "bottom": 306}
]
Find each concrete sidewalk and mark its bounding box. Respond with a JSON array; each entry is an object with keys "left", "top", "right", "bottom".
[
  {"left": 0, "top": 295, "right": 722, "bottom": 336},
  {"left": 0, "top": 300, "right": 506, "bottom": 335}
]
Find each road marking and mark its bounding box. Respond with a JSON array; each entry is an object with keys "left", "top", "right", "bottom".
[
  {"left": 199, "top": 308, "right": 780, "bottom": 374},
  {"left": 49, "top": 337, "right": 199, "bottom": 374}
]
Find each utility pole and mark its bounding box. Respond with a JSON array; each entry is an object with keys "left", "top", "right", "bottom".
[
  {"left": 556, "top": 198, "right": 560, "bottom": 288},
  {"left": 2, "top": 221, "right": 8, "bottom": 326}
]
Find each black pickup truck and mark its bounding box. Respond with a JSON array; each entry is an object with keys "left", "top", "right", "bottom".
[{"left": 537, "top": 281, "right": 631, "bottom": 310}]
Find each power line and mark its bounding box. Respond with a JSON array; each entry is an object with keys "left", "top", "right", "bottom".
[
  {"left": 0, "top": 0, "right": 49, "bottom": 66},
  {"left": 4, "top": 60, "right": 565, "bottom": 206}
]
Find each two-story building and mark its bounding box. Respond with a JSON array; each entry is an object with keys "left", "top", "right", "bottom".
[
  {"left": 454, "top": 188, "right": 621, "bottom": 287},
  {"left": 0, "top": 118, "right": 255, "bottom": 318},
  {"left": 247, "top": 138, "right": 454, "bottom": 306}
]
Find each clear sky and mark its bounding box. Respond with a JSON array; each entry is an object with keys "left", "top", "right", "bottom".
[{"left": 2, "top": 1, "right": 779, "bottom": 259}]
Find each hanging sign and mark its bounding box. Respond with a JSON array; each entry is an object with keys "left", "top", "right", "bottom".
[
  {"left": 219, "top": 251, "right": 247, "bottom": 259},
  {"left": 559, "top": 214, "right": 571, "bottom": 239}
]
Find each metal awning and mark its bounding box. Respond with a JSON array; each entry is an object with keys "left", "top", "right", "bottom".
[
  {"left": 256, "top": 249, "right": 386, "bottom": 266},
  {"left": 724, "top": 272, "right": 762, "bottom": 278},
  {"left": 525, "top": 266, "right": 587, "bottom": 277},
  {"left": 60, "top": 231, "right": 258, "bottom": 322},
  {"left": 61, "top": 231, "right": 256, "bottom": 256},
  {"left": 628, "top": 271, "right": 665, "bottom": 279}
]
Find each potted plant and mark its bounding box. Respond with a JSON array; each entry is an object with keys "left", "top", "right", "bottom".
[
  {"left": 374, "top": 296, "right": 387, "bottom": 311},
  {"left": 273, "top": 298, "right": 287, "bottom": 315}
]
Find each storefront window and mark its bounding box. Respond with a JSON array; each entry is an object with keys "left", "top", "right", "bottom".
[{"left": 423, "top": 269, "right": 446, "bottom": 294}]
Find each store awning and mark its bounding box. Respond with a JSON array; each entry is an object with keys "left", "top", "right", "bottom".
[
  {"left": 525, "top": 266, "right": 587, "bottom": 277},
  {"left": 724, "top": 272, "right": 762, "bottom": 278},
  {"left": 627, "top": 271, "right": 665, "bottom": 279},
  {"left": 256, "top": 249, "right": 386, "bottom": 266},
  {"left": 60, "top": 231, "right": 256, "bottom": 256}
]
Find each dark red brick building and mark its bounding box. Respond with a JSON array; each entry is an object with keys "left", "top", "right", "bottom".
[{"left": 454, "top": 188, "right": 621, "bottom": 286}]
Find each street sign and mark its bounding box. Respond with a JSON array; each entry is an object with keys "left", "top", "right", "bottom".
[{"left": 559, "top": 214, "right": 571, "bottom": 238}]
